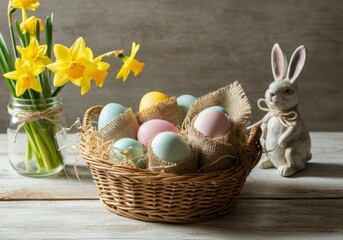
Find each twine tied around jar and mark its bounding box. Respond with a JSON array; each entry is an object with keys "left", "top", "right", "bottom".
[
  {"left": 7, "top": 105, "right": 63, "bottom": 142},
  {"left": 248, "top": 98, "right": 298, "bottom": 130}
]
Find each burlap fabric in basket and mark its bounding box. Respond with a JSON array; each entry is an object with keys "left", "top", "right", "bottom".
[
  {"left": 136, "top": 96, "right": 184, "bottom": 127},
  {"left": 188, "top": 116, "right": 238, "bottom": 172},
  {"left": 147, "top": 137, "right": 198, "bottom": 173},
  {"left": 184, "top": 81, "right": 252, "bottom": 166},
  {"left": 185, "top": 81, "right": 252, "bottom": 125},
  {"left": 99, "top": 107, "right": 139, "bottom": 142},
  {"left": 80, "top": 105, "right": 262, "bottom": 223}
]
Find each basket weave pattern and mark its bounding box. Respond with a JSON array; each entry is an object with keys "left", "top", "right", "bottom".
[{"left": 80, "top": 105, "right": 262, "bottom": 223}]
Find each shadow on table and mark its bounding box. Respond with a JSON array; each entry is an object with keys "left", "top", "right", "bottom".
[
  {"left": 292, "top": 162, "right": 343, "bottom": 179},
  {"left": 172, "top": 199, "right": 343, "bottom": 237}
]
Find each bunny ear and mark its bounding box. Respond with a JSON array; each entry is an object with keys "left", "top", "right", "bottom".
[
  {"left": 287, "top": 45, "right": 306, "bottom": 83},
  {"left": 271, "top": 43, "right": 287, "bottom": 81}
]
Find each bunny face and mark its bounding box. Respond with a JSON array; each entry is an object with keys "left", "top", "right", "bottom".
[{"left": 265, "top": 80, "right": 298, "bottom": 111}]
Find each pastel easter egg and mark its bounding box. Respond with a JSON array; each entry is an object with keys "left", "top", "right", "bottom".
[
  {"left": 98, "top": 103, "right": 126, "bottom": 129},
  {"left": 111, "top": 138, "right": 145, "bottom": 168},
  {"left": 207, "top": 106, "right": 228, "bottom": 115},
  {"left": 194, "top": 108, "right": 231, "bottom": 138},
  {"left": 139, "top": 91, "right": 169, "bottom": 111},
  {"left": 137, "top": 119, "right": 180, "bottom": 145},
  {"left": 177, "top": 94, "right": 197, "bottom": 116},
  {"left": 151, "top": 132, "right": 191, "bottom": 162}
]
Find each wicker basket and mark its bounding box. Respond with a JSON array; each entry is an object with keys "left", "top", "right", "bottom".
[{"left": 80, "top": 105, "right": 262, "bottom": 223}]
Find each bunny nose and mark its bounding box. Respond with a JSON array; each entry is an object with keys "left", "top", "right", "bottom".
[{"left": 269, "top": 92, "right": 275, "bottom": 97}]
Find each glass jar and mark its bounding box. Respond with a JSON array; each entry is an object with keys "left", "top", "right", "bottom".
[{"left": 7, "top": 96, "right": 67, "bottom": 177}]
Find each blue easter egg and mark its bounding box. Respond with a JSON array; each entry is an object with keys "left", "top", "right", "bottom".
[
  {"left": 177, "top": 94, "right": 197, "bottom": 116},
  {"left": 207, "top": 106, "right": 228, "bottom": 115},
  {"left": 98, "top": 103, "right": 126, "bottom": 129}
]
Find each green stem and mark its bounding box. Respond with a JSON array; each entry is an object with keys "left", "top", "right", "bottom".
[
  {"left": 23, "top": 124, "right": 44, "bottom": 168},
  {"left": 52, "top": 86, "right": 64, "bottom": 97},
  {"left": 39, "top": 128, "right": 61, "bottom": 167},
  {"left": 26, "top": 138, "right": 32, "bottom": 161},
  {"left": 30, "top": 125, "right": 53, "bottom": 170}
]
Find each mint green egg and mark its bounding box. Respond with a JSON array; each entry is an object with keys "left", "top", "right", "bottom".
[
  {"left": 111, "top": 138, "right": 145, "bottom": 168},
  {"left": 207, "top": 106, "right": 228, "bottom": 114},
  {"left": 177, "top": 94, "right": 197, "bottom": 116},
  {"left": 151, "top": 132, "right": 191, "bottom": 163}
]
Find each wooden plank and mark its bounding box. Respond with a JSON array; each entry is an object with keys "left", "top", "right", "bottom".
[
  {"left": 1, "top": 0, "right": 343, "bottom": 132},
  {"left": 242, "top": 132, "right": 343, "bottom": 198},
  {"left": 0, "top": 135, "right": 97, "bottom": 200},
  {"left": 0, "top": 199, "right": 342, "bottom": 239},
  {"left": 1, "top": 132, "right": 343, "bottom": 200}
]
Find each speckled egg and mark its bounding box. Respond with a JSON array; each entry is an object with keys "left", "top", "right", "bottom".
[
  {"left": 137, "top": 119, "right": 180, "bottom": 145},
  {"left": 139, "top": 91, "right": 169, "bottom": 111},
  {"left": 194, "top": 108, "right": 231, "bottom": 138},
  {"left": 151, "top": 132, "right": 191, "bottom": 162},
  {"left": 98, "top": 103, "right": 126, "bottom": 129}
]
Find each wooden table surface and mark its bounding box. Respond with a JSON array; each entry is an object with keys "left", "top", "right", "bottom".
[{"left": 1, "top": 132, "right": 342, "bottom": 239}]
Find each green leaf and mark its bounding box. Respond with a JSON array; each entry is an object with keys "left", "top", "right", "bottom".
[
  {"left": 15, "top": 20, "right": 26, "bottom": 47},
  {"left": 9, "top": 25, "right": 19, "bottom": 58},
  {"left": 0, "top": 51, "right": 16, "bottom": 97},
  {"left": 0, "top": 32, "right": 15, "bottom": 70},
  {"left": 46, "top": 14, "right": 53, "bottom": 59},
  {"left": 25, "top": 32, "right": 30, "bottom": 47},
  {"left": 36, "top": 20, "right": 40, "bottom": 43},
  {"left": 38, "top": 71, "right": 51, "bottom": 98}
]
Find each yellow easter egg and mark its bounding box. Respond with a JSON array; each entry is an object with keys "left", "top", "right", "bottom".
[{"left": 139, "top": 91, "right": 169, "bottom": 111}]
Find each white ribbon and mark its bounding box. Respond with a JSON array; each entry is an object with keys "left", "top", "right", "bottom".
[{"left": 248, "top": 98, "right": 298, "bottom": 130}]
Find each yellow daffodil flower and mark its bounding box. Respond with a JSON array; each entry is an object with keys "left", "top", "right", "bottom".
[
  {"left": 10, "top": 0, "right": 40, "bottom": 21},
  {"left": 89, "top": 57, "right": 110, "bottom": 88},
  {"left": 46, "top": 37, "right": 98, "bottom": 95},
  {"left": 17, "top": 38, "right": 51, "bottom": 66},
  {"left": 3, "top": 58, "right": 44, "bottom": 96},
  {"left": 20, "top": 16, "right": 44, "bottom": 38},
  {"left": 70, "top": 49, "right": 110, "bottom": 94},
  {"left": 116, "top": 42, "right": 144, "bottom": 81},
  {"left": 10, "top": 0, "right": 40, "bottom": 11}
]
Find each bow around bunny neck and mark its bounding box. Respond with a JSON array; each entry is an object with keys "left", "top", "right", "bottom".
[{"left": 248, "top": 98, "right": 298, "bottom": 130}]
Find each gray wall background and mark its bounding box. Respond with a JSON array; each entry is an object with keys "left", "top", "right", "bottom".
[{"left": 0, "top": 0, "right": 342, "bottom": 132}]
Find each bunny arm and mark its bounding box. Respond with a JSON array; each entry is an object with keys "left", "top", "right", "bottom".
[
  {"left": 278, "top": 122, "right": 297, "bottom": 148},
  {"left": 260, "top": 112, "right": 274, "bottom": 140},
  {"left": 261, "top": 121, "right": 267, "bottom": 140}
]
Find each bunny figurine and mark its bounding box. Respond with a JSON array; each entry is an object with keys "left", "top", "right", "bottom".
[{"left": 258, "top": 43, "right": 312, "bottom": 177}]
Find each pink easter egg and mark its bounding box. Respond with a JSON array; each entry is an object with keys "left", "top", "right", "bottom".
[
  {"left": 137, "top": 119, "right": 180, "bottom": 145},
  {"left": 194, "top": 108, "right": 231, "bottom": 137}
]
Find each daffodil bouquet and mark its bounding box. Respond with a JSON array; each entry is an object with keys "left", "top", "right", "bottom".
[{"left": 1, "top": 0, "right": 144, "bottom": 176}]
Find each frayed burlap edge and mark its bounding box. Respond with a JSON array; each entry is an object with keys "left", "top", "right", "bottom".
[
  {"left": 187, "top": 116, "right": 238, "bottom": 173},
  {"left": 99, "top": 108, "right": 140, "bottom": 142},
  {"left": 136, "top": 97, "right": 184, "bottom": 127},
  {"left": 147, "top": 143, "right": 198, "bottom": 174},
  {"left": 185, "top": 81, "right": 252, "bottom": 129}
]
